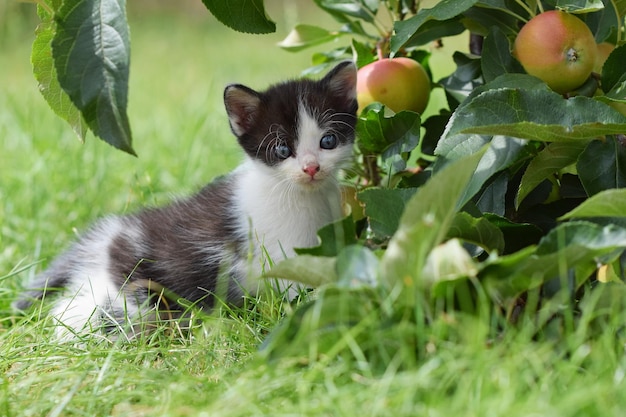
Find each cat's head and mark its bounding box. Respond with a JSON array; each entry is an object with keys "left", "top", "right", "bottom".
[{"left": 224, "top": 61, "right": 358, "bottom": 190}]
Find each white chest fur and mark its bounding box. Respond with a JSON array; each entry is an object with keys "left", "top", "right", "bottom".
[{"left": 233, "top": 158, "right": 342, "bottom": 270}]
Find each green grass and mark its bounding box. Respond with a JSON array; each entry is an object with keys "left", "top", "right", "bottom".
[{"left": 2, "top": 4, "right": 626, "bottom": 417}]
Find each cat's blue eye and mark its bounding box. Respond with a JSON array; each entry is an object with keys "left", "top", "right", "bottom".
[
  {"left": 275, "top": 144, "right": 291, "bottom": 159},
  {"left": 320, "top": 134, "right": 338, "bottom": 150}
]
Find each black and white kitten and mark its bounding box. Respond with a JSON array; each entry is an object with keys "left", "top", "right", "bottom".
[{"left": 14, "top": 61, "right": 358, "bottom": 340}]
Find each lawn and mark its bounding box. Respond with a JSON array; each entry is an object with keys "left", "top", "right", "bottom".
[{"left": 2, "top": 3, "right": 626, "bottom": 416}]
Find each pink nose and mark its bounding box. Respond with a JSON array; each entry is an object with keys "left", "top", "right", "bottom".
[{"left": 303, "top": 164, "right": 320, "bottom": 178}]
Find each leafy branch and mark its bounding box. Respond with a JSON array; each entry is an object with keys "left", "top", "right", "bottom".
[{"left": 28, "top": 0, "right": 276, "bottom": 155}]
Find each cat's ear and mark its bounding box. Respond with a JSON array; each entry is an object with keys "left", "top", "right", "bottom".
[
  {"left": 224, "top": 84, "right": 262, "bottom": 137},
  {"left": 322, "top": 61, "right": 357, "bottom": 106}
]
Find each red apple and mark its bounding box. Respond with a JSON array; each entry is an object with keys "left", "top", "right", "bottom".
[
  {"left": 356, "top": 57, "right": 430, "bottom": 114},
  {"left": 513, "top": 10, "right": 597, "bottom": 94}
]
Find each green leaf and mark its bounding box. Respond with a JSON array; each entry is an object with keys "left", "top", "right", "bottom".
[
  {"left": 577, "top": 137, "right": 626, "bottom": 195},
  {"left": 356, "top": 107, "right": 421, "bottom": 175},
  {"left": 201, "top": 0, "right": 276, "bottom": 34},
  {"left": 483, "top": 213, "right": 544, "bottom": 254},
  {"left": 475, "top": 172, "right": 508, "bottom": 216},
  {"left": 302, "top": 46, "right": 353, "bottom": 76},
  {"left": 278, "top": 24, "right": 342, "bottom": 52},
  {"left": 462, "top": 3, "right": 522, "bottom": 37},
  {"left": 53, "top": 0, "right": 135, "bottom": 155},
  {"left": 517, "top": 141, "right": 589, "bottom": 208},
  {"left": 380, "top": 148, "right": 487, "bottom": 294},
  {"left": 447, "top": 212, "right": 505, "bottom": 254},
  {"left": 394, "top": 18, "right": 466, "bottom": 50},
  {"left": 587, "top": 0, "right": 620, "bottom": 42},
  {"left": 32, "top": 9, "right": 88, "bottom": 141},
  {"left": 358, "top": 188, "right": 417, "bottom": 238},
  {"left": 536, "top": 221, "right": 626, "bottom": 255},
  {"left": 439, "top": 52, "right": 483, "bottom": 106},
  {"left": 446, "top": 88, "right": 626, "bottom": 142},
  {"left": 554, "top": 0, "right": 605, "bottom": 13},
  {"left": 560, "top": 189, "right": 626, "bottom": 220},
  {"left": 391, "top": 0, "right": 478, "bottom": 53},
  {"left": 336, "top": 246, "right": 379, "bottom": 288},
  {"left": 351, "top": 38, "right": 376, "bottom": 68},
  {"left": 579, "top": 283, "right": 626, "bottom": 332},
  {"left": 435, "top": 134, "right": 529, "bottom": 207},
  {"left": 295, "top": 215, "right": 357, "bottom": 257},
  {"left": 265, "top": 255, "right": 337, "bottom": 288},
  {"left": 480, "top": 25, "right": 523, "bottom": 82},
  {"left": 601, "top": 44, "right": 626, "bottom": 95},
  {"left": 482, "top": 222, "right": 626, "bottom": 298},
  {"left": 314, "top": 0, "right": 376, "bottom": 23}
]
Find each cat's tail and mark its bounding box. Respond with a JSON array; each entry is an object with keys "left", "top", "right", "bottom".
[{"left": 11, "top": 255, "right": 73, "bottom": 312}]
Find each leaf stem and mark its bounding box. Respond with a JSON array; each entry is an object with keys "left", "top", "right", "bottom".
[
  {"left": 358, "top": 0, "right": 391, "bottom": 38},
  {"left": 512, "top": 0, "right": 535, "bottom": 20},
  {"left": 499, "top": 6, "right": 530, "bottom": 24},
  {"left": 33, "top": 0, "right": 54, "bottom": 17},
  {"left": 364, "top": 154, "right": 381, "bottom": 186},
  {"left": 536, "top": 0, "right": 544, "bottom": 14},
  {"left": 376, "top": 40, "right": 386, "bottom": 60}
]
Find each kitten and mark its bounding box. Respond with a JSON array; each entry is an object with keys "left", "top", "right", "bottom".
[{"left": 13, "top": 61, "right": 358, "bottom": 340}]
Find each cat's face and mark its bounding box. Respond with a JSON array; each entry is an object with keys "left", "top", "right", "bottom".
[{"left": 224, "top": 61, "right": 358, "bottom": 190}]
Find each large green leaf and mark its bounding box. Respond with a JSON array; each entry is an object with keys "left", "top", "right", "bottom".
[
  {"left": 435, "top": 134, "right": 529, "bottom": 207},
  {"left": 358, "top": 188, "right": 417, "bottom": 238},
  {"left": 32, "top": 5, "right": 88, "bottom": 141},
  {"left": 560, "top": 189, "right": 626, "bottom": 220},
  {"left": 380, "top": 148, "right": 487, "bottom": 294},
  {"left": 445, "top": 88, "right": 626, "bottom": 141},
  {"left": 390, "top": 0, "right": 478, "bottom": 53},
  {"left": 577, "top": 137, "right": 626, "bottom": 195},
  {"left": 482, "top": 222, "right": 626, "bottom": 298},
  {"left": 536, "top": 221, "right": 626, "bottom": 255},
  {"left": 53, "top": 0, "right": 134, "bottom": 155},
  {"left": 443, "top": 72, "right": 546, "bottom": 116},
  {"left": 517, "top": 141, "right": 589, "bottom": 208},
  {"left": 201, "top": 0, "right": 276, "bottom": 34}
]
